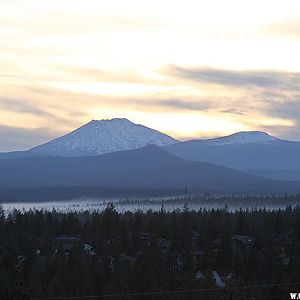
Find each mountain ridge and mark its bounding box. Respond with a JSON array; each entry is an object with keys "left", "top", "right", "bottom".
[
  {"left": 1, "top": 145, "right": 299, "bottom": 201},
  {"left": 164, "top": 132, "right": 300, "bottom": 180}
]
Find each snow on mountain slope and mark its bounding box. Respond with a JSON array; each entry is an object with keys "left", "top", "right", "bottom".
[
  {"left": 203, "top": 131, "right": 278, "bottom": 146},
  {"left": 29, "top": 118, "right": 178, "bottom": 157}
]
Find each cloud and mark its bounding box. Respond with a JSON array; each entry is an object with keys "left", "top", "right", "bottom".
[
  {"left": 0, "top": 125, "right": 58, "bottom": 152},
  {"left": 267, "top": 20, "right": 300, "bottom": 39},
  {"left": 0, "top": 3, "right": 171, "bottom": 39},
  {"left": 1, "top": 64, "right": 300, "bottom": 147},
  {"left": 166, "top": 65, "right": 300, "bottom": 90},
  {"left": 263, "top": 96, "right": 300, "bottom": 123},
  {"left": 162, "top": 64, "right": 300, "bottom": 140},
  {"left": 0, "top": 97, "right": 56, "bottom": 117},
  {"left": 257, "top": 124, "right": 300, "bottom": 141},
  {"left": 157, "top": 99, "right": 214, "bottom": 111},
  {"left": 127, "top": 98, "right": 215, "bottom": 112},
  {"left": 221, "top": 109, "right": 246, "bottom": 116},
  {"left": 55, "top": 66, "right": 157, "bottom": 85}
]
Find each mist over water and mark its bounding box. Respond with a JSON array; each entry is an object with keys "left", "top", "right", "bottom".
[{"left": 3, "top": 195, "right": 300, "bottom": 213}]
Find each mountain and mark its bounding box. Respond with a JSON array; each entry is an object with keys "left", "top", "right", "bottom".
[
  {"left": 0, "top": 145, "right": 298, "bottom": 201},
  {"left": 0, "top": 118, "right": 177, "bottom": 158},
  {"left": 30, "top": 118, "right": 178, "bottom": 157},
  {"left": 164, "top": 131, "right": 300, "bottom": 180},
  {"left": 198, "top": 131, "right": 278, "bottom": 145}
]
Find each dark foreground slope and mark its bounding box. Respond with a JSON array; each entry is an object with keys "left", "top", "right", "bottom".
[{"left": 0, "top": 145, "right": 299, "bottom": 201}]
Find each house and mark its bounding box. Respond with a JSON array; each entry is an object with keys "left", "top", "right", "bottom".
[
  {"left": 273, "top": 245, "right": 285, "bottom": 258},
  {"left": 35, "top": 255, "right": 49, "bottom": 273},
  {"left": 138, "top": 232, "right": 153, "bottom": 247},
  {"left": 275, "top": 230, "right": 295, "bottom": 253},
  {"left": 118, "top": 254, "right": 137, "bottom": 268},
  {"left": 195, "top": 270, "right": 228, "bottom": 288},
  {"left": 230, "top": 235, "right": 254, "bottom": 249},
  {"left": 157, "top": 239, "right": 172, "bottom": 255},
  {"left": 169, "top": 251, "right": 184, "bottom": 272},
  {"left": 283, "top": 256, "right": 290, "bottom": 266},
  {"left": 211, "top": 238, "right": 223, "bottom": 251},
  {"left": 15, "top": 256, "right": 27, "bottom": 272},
  {"left": 276, "top": 230, "right": 294, "bottom": 244},
  {"left": 97, "top": 255, "right": 116, "bottom": 270},
  {"left": 106, "top": 256, "right": 116, "bottom": 271},
  {"left": 104, "top": 239, "right": 116, "bottom": 246},
  {"left": 191, "top": 230, "right": 201, "bottom": 248},
  {"left": 191, "top": 230, "right": 200, "bottom": 241},
  {"left": 139, "top": 232, "right": 152, "bottom": 241},
  {"left": 213, "top": 271, "right": 225, "bottom": 288},
  {"left": 83, "top": 243, "right": 96, "bottom": 256},
  {"left": 196, "top": 270, "right": 205, "bottom": 280},
  {"left": 53, "top": 235, "right": 81, "bottom": 255},
  {"left": 190, "top": 249, "right": 204, "bottom": 265}
]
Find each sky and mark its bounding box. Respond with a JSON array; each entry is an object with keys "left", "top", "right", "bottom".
[{"left": 1, "top": 0, "right": 300, "bottom": 151}]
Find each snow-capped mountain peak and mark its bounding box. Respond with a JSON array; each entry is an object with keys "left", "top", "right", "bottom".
[
  {"left": 206, "top": 131, "right": 278, "bottom": 146},
  {"left": 29, "top": 118, "right": 178, "bottom": 157}
]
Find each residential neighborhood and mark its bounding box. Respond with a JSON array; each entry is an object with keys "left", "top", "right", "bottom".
[{"left": 0, "top": 203, "right": 299, "bottom": 299}]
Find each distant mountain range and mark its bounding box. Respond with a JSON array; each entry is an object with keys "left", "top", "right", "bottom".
[
  {"left": 164, "top": 131, "right": 300, "bottom": 181},
  {"left": 0, "top": 118, "right": 300, "bottom": 200},
  {"left": 1, "top": 119, "right": 300, "bottom": 181}
]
